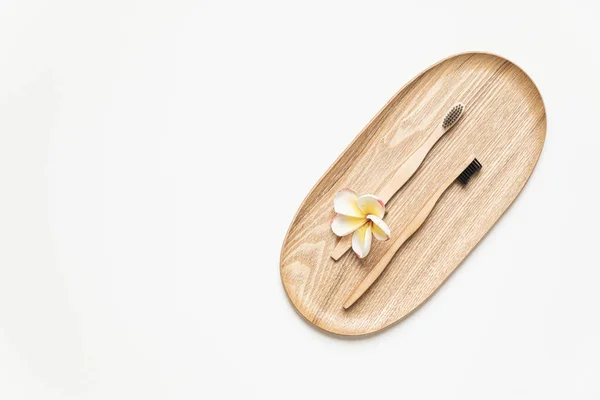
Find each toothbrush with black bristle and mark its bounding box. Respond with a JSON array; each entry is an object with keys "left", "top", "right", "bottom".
[
  {"left": 343, "top": 155, "right": 482, "bottom": 309},
  {"left": 331, "top": 103, "right": 465, "bottom": 261}
]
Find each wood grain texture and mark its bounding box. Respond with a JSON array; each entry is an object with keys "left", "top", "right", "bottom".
[
  {"left": 343, "top": 154, "right": 477, "bottom": 309},
  {"left": 279, "top": 52, "right": 546, "bottom": 336},
  {"left": 330, "top": 103, "right": 463, "bottom": 260}
]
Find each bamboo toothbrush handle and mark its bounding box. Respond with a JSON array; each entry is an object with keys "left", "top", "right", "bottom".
[
  {"left": 342, "top": 182, "right": 450, "bottom": 309},
  {"left": 343, "top": 156, "right": 474, "bottom": 309},
  {"left": 330, "top": 126, "right": 446, "bottom": 261},
  {"left": 378, "top": 126, "right": 445, "bottom": 203}
]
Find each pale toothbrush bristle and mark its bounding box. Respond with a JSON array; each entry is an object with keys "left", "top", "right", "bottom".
[
  {"left": 457, "top": 158, "right": 482, "bottom": 185},
  {"left": 442, "top": 103, "right": 464, "bottom": 129}
]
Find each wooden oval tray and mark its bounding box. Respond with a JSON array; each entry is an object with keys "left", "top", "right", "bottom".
[{"left": 280, "top": 52, "right": 546, "bottom": 336}]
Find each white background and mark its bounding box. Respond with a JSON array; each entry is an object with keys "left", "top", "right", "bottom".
[{"left": 1, "top": 0, "right": 599, "bottom": 399}]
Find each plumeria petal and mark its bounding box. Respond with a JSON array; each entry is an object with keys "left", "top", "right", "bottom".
[
  {"left": 331, "top": 215, "right": 367, "bottom": 237},
  {"left": 333, "top": 188, "right": 363, "bottom": 218},
  {"left": 357, "top": 194, "right": 385, "bottom": 218},
  {"left": 367, "top": 215, "right": 391, "bottom": 241},
  {"left": 352, "top": 223, "right": 372, "bottom": 258}
]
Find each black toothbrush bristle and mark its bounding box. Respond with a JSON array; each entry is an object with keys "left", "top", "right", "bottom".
[
  {"left": 442, "top": 103, "right": 464, "bottom": 129},
  {"left": 457, "top": 158, "right": 482, "bottom": 185}
]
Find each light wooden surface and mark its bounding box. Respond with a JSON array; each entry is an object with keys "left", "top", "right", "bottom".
[
  {"left": 330, "top": 103, "right": 463, "bottom": 260},
  {"left": 279, "top": 52, "right": 546, "bottom": 336},
  {"left": 343, "top": 154, "right": 477, "bottom": 309}
]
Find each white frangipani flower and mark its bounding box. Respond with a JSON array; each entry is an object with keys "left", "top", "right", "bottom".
[{"left": 330, "top": 188, "right": 391, "bottom": 258}]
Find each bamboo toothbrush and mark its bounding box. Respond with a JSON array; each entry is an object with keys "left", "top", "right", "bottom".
[
  {"left": 343, "top": 155, "right": 482, "bottom": 309},
  {"left": 331, "top": 103, "right": 465, "bottom": 261}
]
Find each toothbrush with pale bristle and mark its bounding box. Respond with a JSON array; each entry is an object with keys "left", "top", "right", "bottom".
[
  {"left": 331, "top": 103, "right": 466, "bottom": 261},
  {"left": 343, "top": 155, "right": 482, "bottom": 309}
]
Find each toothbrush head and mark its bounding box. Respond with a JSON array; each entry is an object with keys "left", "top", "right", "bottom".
[
  {"left": 442, "top": 103, "right": 464, "bottom": 130},
  {"left": 457, "top": 158, "right": 482, "bottom": 185}
]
